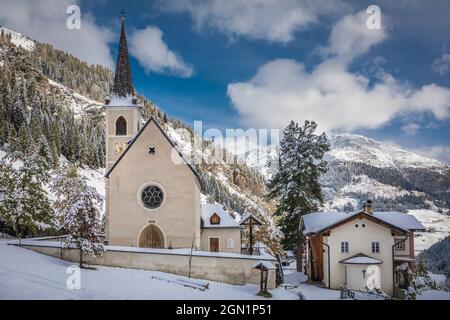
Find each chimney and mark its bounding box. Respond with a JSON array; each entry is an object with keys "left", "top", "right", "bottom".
[{"left": 363, "top": 200, "right": 373, "bottom": 214}]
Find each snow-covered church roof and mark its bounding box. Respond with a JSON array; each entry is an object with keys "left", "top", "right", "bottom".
[
  {"left": 301, "top": 210, "right": 425, "bottom": 235},
  {"left": 201, "top": 204, "right": 240, "bottom": 228}
]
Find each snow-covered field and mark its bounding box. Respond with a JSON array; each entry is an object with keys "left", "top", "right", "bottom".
[
  {"left": 409, "top": 210, "right": 450, "bottom": 252},
  {"left": 1, "top": 241, "right": 448, "bottom": 300},
  {"left": 0, "top": 241, "right": 297, "bottom": 300}
]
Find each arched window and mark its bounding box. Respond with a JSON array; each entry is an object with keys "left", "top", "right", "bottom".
[{"left": 115, "top": 116, "right": 127, "bottom": 135}]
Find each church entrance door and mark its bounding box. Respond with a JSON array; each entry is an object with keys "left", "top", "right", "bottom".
[{"left": 139, "top": 224, "right": 164, "bottom": 248}]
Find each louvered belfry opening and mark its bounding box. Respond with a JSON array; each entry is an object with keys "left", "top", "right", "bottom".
[{"left": 115, "top": 116, "right": 127, "bottom": 135}]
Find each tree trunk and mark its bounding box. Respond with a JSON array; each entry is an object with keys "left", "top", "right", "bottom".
[
  {"left": 297, "top": 233, "right": 304, "bottom": 273},
  {"left": 15, "top": 219, "right": 21, "bottom": 246},
  {"left": 79, "top": 247, "right": 83, "bottom": 268}
]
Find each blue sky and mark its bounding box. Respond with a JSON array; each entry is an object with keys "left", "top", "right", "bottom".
[{"left": 1, "top": 0, "right": 449, "bottom": 162}]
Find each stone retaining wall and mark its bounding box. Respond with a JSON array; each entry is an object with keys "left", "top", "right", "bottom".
[{"left": 16, "top": 241, "right": 277, "bottom": 289}]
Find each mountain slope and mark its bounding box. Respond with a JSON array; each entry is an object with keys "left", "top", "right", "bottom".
[
  {"left": 322, "top": 133, "right": 450, "bottom": 213},
  {"left": 243, "top": 132, "right": 450, "bottom": 251},
  {"left": 0, "top": 27, "right": 282, "bottom": 254},
  {"left": 419, "top": 235, "right": 450, "bottom": 274}
]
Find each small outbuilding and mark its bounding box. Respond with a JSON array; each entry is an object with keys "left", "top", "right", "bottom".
[{"left": 200, "top": 204, "right": 241, "bottom": 253}]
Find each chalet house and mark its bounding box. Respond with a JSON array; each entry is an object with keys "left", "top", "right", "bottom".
[{"left": 299, "top": 201, "right": 425, "bottom": 295}]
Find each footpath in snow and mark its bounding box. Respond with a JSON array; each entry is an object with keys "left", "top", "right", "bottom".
[{"left": 0, "top": 241, "right": 297, "bottom": 300}]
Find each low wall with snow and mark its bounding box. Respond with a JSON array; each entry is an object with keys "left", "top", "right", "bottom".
[{"left": 14, "top": 240, "right": 277, "bottom": 289}]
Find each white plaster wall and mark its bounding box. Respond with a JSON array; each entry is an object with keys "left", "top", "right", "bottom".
[
  {"left": 21, "top": 244, "right": 277, "bottom": 289},
  {"left": 106, "top": 120, "right": 201, "bottom": 250},
  {"left": 200, "top": 228, "right": 241, "bottom": 254},
  {"left": 326, "top": 217, "right": 395, "bottom": 294}
]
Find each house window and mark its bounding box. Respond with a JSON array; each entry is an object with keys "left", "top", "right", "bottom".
[
  {"left": 210, "top": 213, "right": 221, "bottom": 225},
  {"left": 395, "top": 241, "right": 405, "bottom": 251},
  {"left": 341, "top": 242, "right": 349, "bottom": 253},
  {"left": 141, "top": 185, "right": 164, "bottom": 209},
  {"left": 372, "top": 242, "right": 380, "bottom": 253},
  {"left": 226, "top": 239, "right": 235, "bottom": 249},
  {"left": 115, "top": 116, "right": 127, "bottom": 135}
]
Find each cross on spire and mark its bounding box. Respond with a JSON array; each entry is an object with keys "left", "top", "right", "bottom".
[{"left": 120, "top": 9, "right": 126, "bottom": 20}]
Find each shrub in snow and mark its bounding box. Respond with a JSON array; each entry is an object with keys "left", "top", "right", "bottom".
[
  {"left": 414, "top": 257, "right": 436, "bottom": 292},
  {"left": 51, "top": 164, "right": 104, "bottom": 268}
]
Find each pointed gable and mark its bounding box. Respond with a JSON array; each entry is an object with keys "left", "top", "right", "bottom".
[{"left": 105, "top": 117, "right": 201, "bottom": 186}]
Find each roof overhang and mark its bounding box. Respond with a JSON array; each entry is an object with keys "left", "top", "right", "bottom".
[
  {"left": 340, "top": 253, "right": 383, "bottom": 265},
  {"left": 304, "top": 211, "right": 409, "bottom": 236}
]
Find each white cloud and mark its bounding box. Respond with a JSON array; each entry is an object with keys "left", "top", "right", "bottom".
[
  {"left": 401, "top": 123, "right": 421, "bottom": 136},
  {"left": 319, "top": 11, "right": 387, "bottom": 62},
  {"left": 162, "top": 0, "right": 347, "bottom": 43},
  {"left": 227, "top": 11, "right": 450, "bottom": 132},
  {"left": 129, "top": 26, "right": 193, "bottom": 78},
  {"left": 0, "top": 0, "right": 114, "bottom": 68},
  {"left": 432, "top": 53, "right": 450, "bottom": 75},
  {"left": 409, "top": 146, "right": 450, "bottom": 165}
]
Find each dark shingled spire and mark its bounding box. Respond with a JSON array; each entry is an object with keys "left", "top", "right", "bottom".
[{"left": 112, "top": 16, "right": 134, "bottom": 98}]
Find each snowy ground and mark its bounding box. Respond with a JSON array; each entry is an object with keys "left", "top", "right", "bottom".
[
  {"left": 281, "top": 262, "right": 450, "bottom": 300},
  {"left": 417, "top": 290, "right": 450, "bottom": 300},
  {"left": 0, "top": 241, "right": 298, "bottom": 300},
  {"left": 2, "top": 241, "right": 449, "bottom": 300},
  {"left": 409, "top": 209, "right": 450, "bottom": 253}
]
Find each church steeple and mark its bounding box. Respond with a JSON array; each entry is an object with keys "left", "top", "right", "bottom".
[{"left": 112, "top": 14, "right": 134, "bottom": 98}]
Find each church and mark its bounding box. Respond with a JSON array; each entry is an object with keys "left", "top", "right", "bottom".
[{"left": 104, "top": 17, "right": 241, "bottom": 253}]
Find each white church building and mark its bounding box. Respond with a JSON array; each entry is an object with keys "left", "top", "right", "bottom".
[{"left": 103, "top": 17, "right": 241, "bottom": 254}]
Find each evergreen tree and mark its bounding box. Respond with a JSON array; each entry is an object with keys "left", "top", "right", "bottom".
[
  {"left": 416, "top": 256, "right": 429, "bottom": 278},
  {"left": 51, "top": 165, "right": 104, "bottom": 268},
  {"left": 267, "top": 121, "right": 330, "bottom": 271},
  {"left": 0, "top": 147, "right": 53, "bottom": 243},
  {"left": 445, "top": 261, "right": 450, "bottom": 291},
  {"left": 16, "top": 125, "right": 32, "bottom": 154}
]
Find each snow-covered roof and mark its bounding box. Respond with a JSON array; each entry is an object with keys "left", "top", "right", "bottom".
[
  {"left": 201, "top": 204, "right": 240, "bottom": 228},
  {"left": 253, "top": 261, "right": 276, "bottom": 270},
  {"left": 340, "top": 253, "right": 382, "bottom": 265},
  {"left": 372, "top": 212, "right": 425, "bottom": 231},
  {"left": 301, "top": 210, "right": 425, "bottom": 235},
  {"left": 239, "top": 213, "right": 263, "bottom": 225},
  {"left": 106, "top": 94, "right": 136, "bottom": 107}
]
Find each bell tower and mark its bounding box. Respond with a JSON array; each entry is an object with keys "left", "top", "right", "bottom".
[{"left": 105, "top": 14, "right": 140, "bottom": 169}]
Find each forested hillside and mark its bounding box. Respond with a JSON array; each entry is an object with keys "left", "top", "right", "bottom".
[
  {"left": 0, "top": 29, "right": 282, "bottom": 254},
  {"left": 419, "top": 236, "right": 450, "bottom": 274}
]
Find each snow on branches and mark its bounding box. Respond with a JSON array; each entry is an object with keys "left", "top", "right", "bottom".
[
  {"left": 0, "top": 141, "right": 53, "bottom": 240},
  {"left": 51, "top": 164, "right": 104, "bottom": 266}
]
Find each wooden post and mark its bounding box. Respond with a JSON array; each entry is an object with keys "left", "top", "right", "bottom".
[
  {"left": 240, "top": 228, "right": 242, "bottom": 254},
  {"left": 188, "top": 233, "right": 195, "bottom": 278},
  {"left": 249, "top": 219, "right": 253, "bottom": 255}
]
